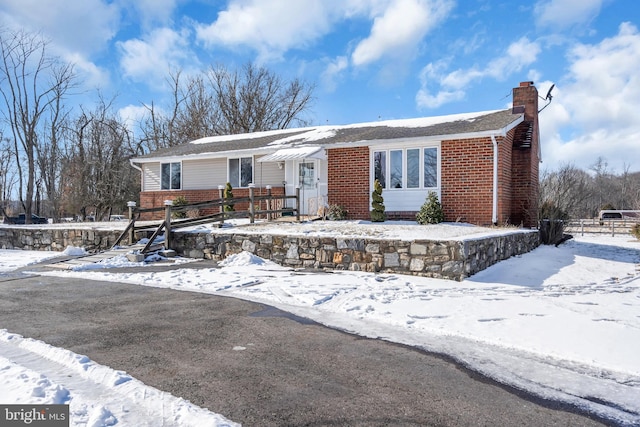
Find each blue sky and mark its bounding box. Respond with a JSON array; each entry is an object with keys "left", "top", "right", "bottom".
[{"left": 1, "top": 0, "right": 638, "bottom": 173}]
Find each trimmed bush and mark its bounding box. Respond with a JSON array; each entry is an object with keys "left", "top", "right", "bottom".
[
  {"left": 370, "top": 179, "right": 386, "bottom": 222},
  {"left": 327, "top": 204, "right": 347, "bottom": 220},
  {"left": 223, "top": 182, "right": 235, "bottom": 212},
  {"left": 416, "top": 191, "right": 444, "bottom": 225}
]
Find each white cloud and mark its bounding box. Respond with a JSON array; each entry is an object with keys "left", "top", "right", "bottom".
[
  {"left": 534, "top": 0, "right": 604, "bottom": 30},
  {"left": 117, "top": 27, "right": 196, "bottom": 87},
  {"left": 416, "top": 37, "right": 541, "bottom": 109},
  {"left": 562, "top": 22, "right": 640, "bottom": 130},
  {"left": 321, "top": 56, "right": 349, "bottom": 92},
  {"left": 127, "top": 0, "right": 180, "bottom": 29},
  {"left": 415, "top": 60, "right": 465, "bottom": 108},
  {"left": 194, "top": 0, "right": 452, "bottom": 66},
  {"left": 351, "top": 0, "right": 453, "bottom": 66},
  {"left": 63, "top": 52, "right": 111, "bottom": 91},
  {"left": 0, "top": 0, "right": 120, "bottom": 55},
  {"left": 119, "top": 104, "right": 154, "bottom": 135},
  {"left": 539, "top": 22, "right": 640, "bottom": 172},
  {"left": 195, "top": 0, "right": 337, "bottom": 61}
]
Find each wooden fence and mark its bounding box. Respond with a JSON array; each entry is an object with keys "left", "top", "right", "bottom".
[
  {"left": 113, "top": 185, "right": 300, "bottom": 252},
  {"left": 564, "top": 218, "right": 638, "bottom": 237}
]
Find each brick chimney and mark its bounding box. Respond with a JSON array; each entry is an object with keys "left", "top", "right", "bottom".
[
  {"left": 510, "top": 81, "right": 540, "bottom": 227},
  {"left": 513, "top": 81, "right": 539, "bottom": 122}
]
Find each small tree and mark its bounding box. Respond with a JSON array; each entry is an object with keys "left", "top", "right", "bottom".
[
  {"left": 370, "top": 179, "right": 385, "bottom": 222},
  {"left": 416, "top": 191, "right": 444, "bottom": 225},
  {"left": 171, "top": 195, "right": 188, "bottom": 219},
  {"left": 223, "top": 182, "right": 235, "bottom": 212}
]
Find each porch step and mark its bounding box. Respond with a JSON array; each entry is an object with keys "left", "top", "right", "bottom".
[{"left": 46, "top": 243, "right": 163, "bottom": 270}]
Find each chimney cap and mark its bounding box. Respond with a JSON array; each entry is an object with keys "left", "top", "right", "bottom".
[{"left": 519, "top": 81, "right": 534, "bottom": 87}]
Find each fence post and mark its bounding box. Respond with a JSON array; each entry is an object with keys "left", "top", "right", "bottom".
[
  {"left": 127, "top": 201, "right": 136, "bottom": 244},
  {"left": 580, "top": 219, "right": 584, "bottom": 237},
  {"left": 218, "top": 185, "right": 225, "bottom": 226},
  {"left": 612, "top": 220, "right": 615, "bottom": 237},
  {"left": 266, "top": 185, "right": 272, "bottom": 221},
  {"left": 249, "top": 183, "right": 255, "bottom": 224},
  {"left": 164, "top": 199, "right": 172, "bottom": 250},
  {"left": 295, "top": 186, "right": 301, "bottom": 222}
]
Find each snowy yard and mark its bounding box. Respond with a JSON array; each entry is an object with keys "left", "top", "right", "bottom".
[{"left": 0, "top": 221, "right": 639, "bottom": 426}]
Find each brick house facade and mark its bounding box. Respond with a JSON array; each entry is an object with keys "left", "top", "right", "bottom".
[{"left": 132, "top": 82, "right": 541, "bottom": 227}]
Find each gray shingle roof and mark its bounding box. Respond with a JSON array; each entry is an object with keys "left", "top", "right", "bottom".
[{"left": 133, "top": 109, "right": 521, "bottom": 161}]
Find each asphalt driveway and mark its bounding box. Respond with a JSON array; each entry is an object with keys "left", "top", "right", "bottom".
[{"left": 0, "top": 269, "right": 606, "bottom": 426}]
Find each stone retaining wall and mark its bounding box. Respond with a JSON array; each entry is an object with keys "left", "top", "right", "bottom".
[
  {"left": 0, "top": 227, "right": 123, "bottom": 253},
  {"left": 0, "top": 226, "right": 539, "bottom": 281},
  {"left": 172, "top": 230, "right": 539, "bottom": 281}
]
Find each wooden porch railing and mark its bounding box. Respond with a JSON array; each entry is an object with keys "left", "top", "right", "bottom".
[{"left": 113, "top": 185, "right": 300, "bottom": 252}]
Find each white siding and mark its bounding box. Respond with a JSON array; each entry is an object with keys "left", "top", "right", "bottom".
[
  {"left": 143, "top": 163, "right": 161, "bottom": 191},
  {"left": 255, "top": 157, "right": 286, "bottom": 186},
  {"left": 183, "top": 158, "right": 226, "bottom": 189}
]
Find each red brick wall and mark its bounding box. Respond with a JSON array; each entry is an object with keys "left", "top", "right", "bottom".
[
  {"left": 441, "top": 137, "right": 496, "bottom": 225},
  {"left": 139, "top": 186, "right": 285, "bottom": 220},
  {"left": 511, "top": 82, "right": 540, "bottom": 227},
  {"left": 498, "top": 132, "right": 514, "bottom": 224},
  {"left": 327, "top": 147, "right": 370, "bottom": 219}
]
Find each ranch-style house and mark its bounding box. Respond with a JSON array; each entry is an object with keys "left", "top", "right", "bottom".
[{"left": 130, "top": 81, "right": 541, "bottom": 227}]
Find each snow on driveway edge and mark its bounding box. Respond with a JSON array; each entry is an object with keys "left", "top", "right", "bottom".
[{"left": 0, "top": 330, "right": 239, "bottom": 427}]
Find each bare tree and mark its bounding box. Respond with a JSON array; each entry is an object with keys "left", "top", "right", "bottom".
[
  {"left": 0, "top": 28, "right": 76, "bottom": 223},
  {"left": 539, "top": 163, "right": 594, "bottom": 219},
  {"left": 62, "top": 97, "right": 139, "bottom": 220},
  {"left": 208, "top": 63, "right": 314, "bottom": 135},
  {"left": 136, "top": 63, "right": 314, "bottom": 151},
  {"left": 0, "top": 134, "right": 18, "bottom": 217}
]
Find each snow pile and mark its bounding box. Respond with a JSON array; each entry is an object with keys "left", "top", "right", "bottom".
[
  {"left": 0, "top": 249, "right": 60, "bottom": 272},
  {"left": 62, "top": 246, "right": 88, "bottom": 256},
  {"left": 0, "top": 330, "right": 239, "bottom": 427},
  {"left": 207, "top": 220, "right": 527, "bottom": 241},
  {"left": 219, "top": 251, "right": 274, "bottom": 267}
]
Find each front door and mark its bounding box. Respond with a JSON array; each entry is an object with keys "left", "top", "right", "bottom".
[{"left": 297, "top": 160, "right": 318, "bottom": 215}]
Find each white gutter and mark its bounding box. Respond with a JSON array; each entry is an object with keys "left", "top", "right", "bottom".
[
  {"left": 129, "top": 158, "right": 142, "bottom": 172},
  {"left": 491, "top": 134, "right": 499, "bottom": 225}
]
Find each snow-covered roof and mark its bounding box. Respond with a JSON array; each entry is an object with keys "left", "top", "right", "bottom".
[{"left": 132, "top": 109, "right": 522, "bottom": 162}]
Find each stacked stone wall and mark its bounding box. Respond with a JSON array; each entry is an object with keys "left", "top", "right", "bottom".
[{"left": 0, "top": 227, "right": 539, "bottom": 281}]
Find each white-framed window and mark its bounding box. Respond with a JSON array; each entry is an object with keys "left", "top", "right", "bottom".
[
  {"left": 229, "top": 157, "right": 253, "bottom": 187},
  {"left": 372, "top": 146, "right": 439, "bottom": 190},
  {"left": 161, "top": 162, "right": 181, "bottom": 190}
]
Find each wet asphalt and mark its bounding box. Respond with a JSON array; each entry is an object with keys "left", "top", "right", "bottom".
[{"left": 0, "top": 263, "right": 608, "bottom": 427}]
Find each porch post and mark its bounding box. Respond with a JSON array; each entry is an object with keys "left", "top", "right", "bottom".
[
  {"left": 295, "top": 186, "right": 301, "bottom": 222},
  {"left": 249, "top": 183, "right": 255, "bottom": 224},
  {"left": 266, "top": 185, "right": 272, "bottom": 221},
  {"left": 164, "top": 199, "right": 172, "bottom": 250},
  {"left": 218, "top": 185, "right": 225, "bottom": 226},
  {"left": 127, "top": 201, "right": 136, "bottom": 245}
]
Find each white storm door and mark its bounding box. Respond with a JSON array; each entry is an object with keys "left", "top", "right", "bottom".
[{"left": 297, "top": 160, "right": 318, "bottom": 215}]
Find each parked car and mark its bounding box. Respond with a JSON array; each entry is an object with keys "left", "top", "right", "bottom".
[
  {"left": 3, "top": 213, "right": 49, "bottom": 224},
  {"left": 109, "top": 215, "right": 126, "bottom": 221}
]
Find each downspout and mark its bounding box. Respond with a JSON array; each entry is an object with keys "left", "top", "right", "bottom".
[
  {"left": 129, "top": 159, "right": 143, "bottom": 190},
  {"left": 129, "top": 159, "right": 142, "bottom": 173},
  {"left": 491, "top": 134, "right": 499, "bottom": 225}
]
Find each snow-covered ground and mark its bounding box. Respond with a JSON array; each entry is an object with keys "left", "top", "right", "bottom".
[{"left": 1, "top": 221, "right": 639, "bottom": 426}]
